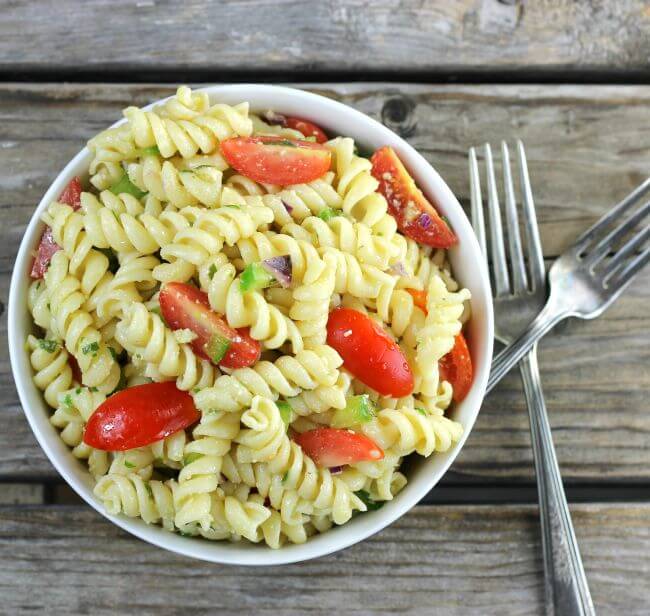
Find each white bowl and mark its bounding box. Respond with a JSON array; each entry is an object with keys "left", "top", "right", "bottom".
[{"left": 8, "top": 84, "right": 493, "bottom": 565}]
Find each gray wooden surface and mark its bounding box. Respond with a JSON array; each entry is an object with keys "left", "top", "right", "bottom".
[
  {"left": 1, "top": 1, "right": 650, "bottom": 78},
  {"left": 1, "top": 79, "right": 649, "bottom": 613},
  {"left": 2, "top": 503, "right": 649, "bottom": 615}
]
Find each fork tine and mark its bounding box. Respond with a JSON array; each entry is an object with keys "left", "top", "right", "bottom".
[
  {"left": 469, "top": 147, "right": 487, "bottom": 256},
  {"left": 575, "top": 177, "right": 650, "bottom": 255},
  {"left": 584, "top": 200, "right": 650, "bottom": 267},
  {"left": 607, "top": 245, "right": 650, "bottom": 292},
  {"left": 501, "top": 141, "right": 527, "bottom": 292},
  {"left": 603, "top": 225, "right": 650, "bottom": 279},
  {"left": 485, "top": 143, "right": 510, "bottom": 296},
  {"left": 517, "top": 140, "right": 545, "bottom": 289}
]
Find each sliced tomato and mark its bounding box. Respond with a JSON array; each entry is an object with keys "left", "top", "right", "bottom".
[
  {"left": 285, "top": 117, "right": 328, "bottom": 144},
  {"left": 83, "top": 382, "right": 199, "bottom": 451},
  {"left": 30, "top": 178, "right": 83, "bottom": 279},
  {"left": 294, "top": 427, "right": 384, "bottom": 468},
  {"left": 30, "top": 227, "right": 60, "bottom": 279},
  {"left": 326, "top": 307, "right": 413, "bottom": 397},
  {"left": 371, "top": 146, "right": 457, "bottom": 248},
  {"left": 220, "top": 136, "right": 331, "bottom": 186},
  {"left": 159, "top": 282, "right": 260, "bottom": 369},
  {"left": 438, "top": 333, "right": 473, "bottom": 403},
  {"left": 406, "top": 288, "right": 428, "bottom": 314},
  {"left": 58, "top": 176, "right": 83, "bottom": 209}
]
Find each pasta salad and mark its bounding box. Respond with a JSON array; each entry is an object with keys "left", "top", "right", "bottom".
[{"left": 26, "top": 86, "right": 471, "bottom": 548}]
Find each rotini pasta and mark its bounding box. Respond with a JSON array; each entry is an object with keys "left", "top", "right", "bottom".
[
  {"left": 124, "top": 100, "right": 252, "bottom": 159},
  {"left": 115, "top": 302, "right": 217, "bottom": 391},
  {"left": 26, "top": 86, "right": 471, "bottom": 549},
  {"left": 154, "top": 203, "right": 274, "bottom": 282},
  {"left": 193, "top": 344, "right": 344, "bottom": 414}
]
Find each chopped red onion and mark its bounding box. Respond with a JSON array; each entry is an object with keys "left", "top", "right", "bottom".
[
  {"left": 418, "top": 213, "right": 432, "bottom": 229},
  {"left": 262, "top": 110, "right": 287, "bottom": 126},
  {"left": 388, "top": 262, "right": 408, "bottom": 277},
  {"left": 329, "top": 466, "right": 343, "bottom": 475},
  {"left": 281, "top": 200, "right": 293, "bottom": 213},
  {"left": 262, "top": 255, "right": 292, "bottom": 287}
]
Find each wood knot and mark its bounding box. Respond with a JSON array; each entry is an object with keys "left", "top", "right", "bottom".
[
  {"left": 381, "top": 95, "right": 417, "bottom": 138},
  {"left": 0, "top": 300, "right": 4, "bottom": 317}
]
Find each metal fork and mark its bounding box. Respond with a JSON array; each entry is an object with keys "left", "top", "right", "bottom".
[
  {"left": 470, "top": 141, "right": 595, "bottom": 616},
  {"left": 489, "top": 177, "right": 650, "bottom": 392}
]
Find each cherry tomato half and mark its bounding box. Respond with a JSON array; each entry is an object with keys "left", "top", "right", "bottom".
[
  {"left": 439, "top": 333, "right": 473, "bottom": 403},
  {"left": 159, "top": 282, "right": 260, "bottom": 369},
  {"left": 326, "top": 307, "right": 414, "bottom": 398},
  {"left": 83, "top": 382, "right": 200, "bottom": 451},
  {"left": 371, "top": 146, "right": 457, "bottom": 248},
  {"left": 294, "top": 427, "right": 384, "bottom": 468},
  {"left": 220, "top": 136, "right": 331, "bottom": 186}
]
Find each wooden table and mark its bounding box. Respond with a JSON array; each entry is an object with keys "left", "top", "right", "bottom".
[{"left": 2, "top": 3, "right": 650, "bottom": 614}]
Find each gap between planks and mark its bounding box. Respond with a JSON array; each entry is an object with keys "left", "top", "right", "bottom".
[{"left": 2, "top": 480, "right": 649, "bottom": 507}]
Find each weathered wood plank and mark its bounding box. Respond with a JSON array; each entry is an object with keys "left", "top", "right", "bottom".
[
  {"left": 0, "top": 484, "right": 44, "bottom": 505},
  {"left": 0, "top": 503, "right": 648, "bottom": 615},
  {"left": 1, "top": 1, "right": 650, "bottom": 77},
  {"left": 1, "top": 83, "right": 649, "bottom": 483}
]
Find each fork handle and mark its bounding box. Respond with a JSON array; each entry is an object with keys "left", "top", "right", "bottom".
[
  {"left": 488, "top": 299, "right": 567, "bottom": 393},
  {"left": 520, "top": 348, "right": 595, "bottom": 616}
]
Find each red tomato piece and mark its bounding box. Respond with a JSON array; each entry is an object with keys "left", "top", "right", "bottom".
[
  {"left": 294, "top": 427, "right": 384, "bottom": 468},
  {"left": 30, "top": 178, "right": 83, "bottom": 279},
  {"left": 438, "top": 333, "right": 473, "bottom": 403},
  {"left": 406, "top": 288, "right": 428, "bottom": 314},
  {"left": 159, "top": 282, "right": 260, "bottom": 369},
  {"left": 30, "top": 227, "right": 60, "bottom": 279},
  {"left": 58, "top": 176, "right": 83, "bottom": 210},
  {"left": 326, "top": 307, "right": 414, "bottom": 397},
  {"left": 220, "top": 136, "right": 331, "bottom": 186},
  {"left": 285, "top": 117, "right": 328, "bottom": 144},
  {"left": 83, "top": 382, "right": 199, "bottom": 451},
  {"left": 371, "top": 146, "right": 457, "bottom": 248}
]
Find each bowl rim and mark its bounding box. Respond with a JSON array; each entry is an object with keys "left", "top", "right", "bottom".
[{"left": 8, "top": 83, "right": 493, "bottom": 566}]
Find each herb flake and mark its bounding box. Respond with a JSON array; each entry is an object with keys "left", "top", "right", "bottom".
[
  {"left": 355, "top": 490, "right": 384, "bottom": 511},
  {"left": 38, "top": 339, "right": 58, "bottom": 353}
]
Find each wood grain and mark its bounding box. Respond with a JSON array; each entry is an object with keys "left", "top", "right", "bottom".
[
  {"left": 1, "top": 1, "right": 650, "bottom": 77},
  {"left": 1, "top": 83, "right": 649, "bottom": 483},
  {"left": 0, "top": 503, "right": 648, "bottom": 615},
  {"left": 0, "top": 483, "right": 44, "bottom": 505}
]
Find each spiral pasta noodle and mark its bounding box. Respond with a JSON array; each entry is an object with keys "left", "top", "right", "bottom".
[
  {"left": 115, "top": 302, "right": 217, "bottom": 391},
  {"left": 155, "top": 203, "right": 274, "bottom": 282},
  {"left": 221, "top": 451, "right": 313, "bottom": 527},
  {"left": 222, "top": 175, "right": 343, "bottom": 232},
  {"left": 197, "top": 254, "right": 303, "bottom": 352},
  {"left": 267, "top": 437, "right": 367, "bottom": 525},
  {"left": 193, "top": 345, "right": 344, "bottom": 415},
  {"left": 43, "top": 201, "right": 115, "bottom": 316},
  {"left": 173, "top": 410, "right": 239, "bottom": 530},
  {"left": 361, "top": 407, "right": 463, "bottom": 458},
  {"left": 44, "top": 251, "right": 120, "bottom": 392},
  {"left": 94, "top": 473, "right": 176, "bottom": 530},
  {"left": 87, "top": 124, "right": 139, "bottom": 190},
  {"left": 82, "top": 190, "right": 198, "bottom": 257},
  {"left": 124, "top": 100, "right": 252, "bottom": 159},
  {"left": 282, "top": 214, "right": 398, "bottom": 270},
  {"left": 127, "top": 155, "right": 224, "bottom": 208},
  {"left": 415, "top": 276, "right": 471, "bottom": 396},
  {"left": 27, "top": 335, "right": 74, "bottom": 409}
]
